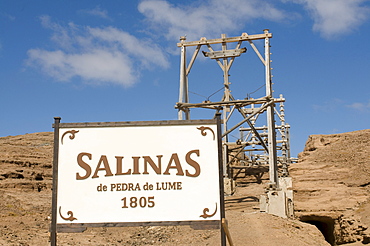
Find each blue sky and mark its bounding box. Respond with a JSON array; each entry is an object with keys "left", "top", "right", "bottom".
[{"left": 1, "top": 0, "right": 369, "bottom": 157}]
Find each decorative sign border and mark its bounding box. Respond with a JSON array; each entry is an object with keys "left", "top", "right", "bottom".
[{"left": 50, "top": 118, "right": 224, "bottom": 244}]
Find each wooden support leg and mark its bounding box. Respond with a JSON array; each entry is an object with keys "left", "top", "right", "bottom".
[{"left": 222, "top": 218, "right": 234, "bottom": 246}]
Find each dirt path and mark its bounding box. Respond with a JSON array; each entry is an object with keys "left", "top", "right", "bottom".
[{"left": 0, "top": 182, "right": 330, "bottom": 246}]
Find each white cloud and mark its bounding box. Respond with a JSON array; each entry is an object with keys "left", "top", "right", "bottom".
[
  {"left": 312, "top": 98, "right": 344, "bottom": 112},
  {"left": 27, "top": 49, "right": 136, "bottom": 86},
  {"left": 138, "top": 0, "right": 287, "bottom": 41},
  {"left": 80, "top": 6, "right": 112, "bottom": 20},
  {"left": 39, "top": 15, "right": 76, "bottom": 50},
  {"left": 139, "top": 0, "right": 370, "bottom": 41},
  {"left": 27, "top": 16, "right": 169, "bottom": 87},
  {"left": 313, "top": 99, "right": 370, "bottom": 112},
  {"left": 346, "top": 101, "right": 370, "bottom": 111},
  {"left": 1, "top": 12, "right": 16, "bottom": 21},
  {"left": 88, "top": 26, "right": 169, "bottom": 69},
  {"left": 287, "top": 0, "right": 370, "bottom": 39}
]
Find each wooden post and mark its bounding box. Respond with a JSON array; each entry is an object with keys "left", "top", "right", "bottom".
[
  {"left": 264, "top": 29, "right": 279, "bottom": 187},
  {"left": 216, "top": 113, "right": 227, "bottom": 246},
  {"left": 178, "top": 36, "right": 188, "bottom": 120},
  {"left": 222, "top": 218, "right": 234, "bottom": 246},
  {"left": 50, "top": 117, "right": 61, "bottom": 246}
]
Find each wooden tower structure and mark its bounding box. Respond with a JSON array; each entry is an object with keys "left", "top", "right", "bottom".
[{"left": 176, "top": 30, "right": 294, "bottom": 217}]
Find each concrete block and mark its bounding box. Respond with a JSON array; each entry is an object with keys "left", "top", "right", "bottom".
[{"left": 224, "top": 178, "right": 235, "bottom": 196}]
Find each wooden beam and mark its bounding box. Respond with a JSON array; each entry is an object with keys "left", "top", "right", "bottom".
[
  {"left": 56, "top": 220, "right": 221, "bottom": 233},
  {"left": 175, "top": 97, "right": 284, "bottom": 109},
  {"left": 177, "top": 32, "right": 272, "bottom": 47},
  {"left": 222, "top": 218, "right": 234, "bottom": 246}
]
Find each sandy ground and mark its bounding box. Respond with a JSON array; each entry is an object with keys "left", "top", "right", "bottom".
[{"left": 0, "top": 178, "right": 329, "bottom": 246}]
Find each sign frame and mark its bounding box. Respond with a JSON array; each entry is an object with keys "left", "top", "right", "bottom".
[{"left": 50, "top": 116, "right": 225, "bottom": 245}]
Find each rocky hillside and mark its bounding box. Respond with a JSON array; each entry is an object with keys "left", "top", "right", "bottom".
[
  {"left": 291, "top": 129, "right": 370, "bottom": 245},
  {"left": 1, "top": 129, "right": 369, "bottom": 245},
  {"left": 0, "top": 132, "right": 53, "bottom": 189}
]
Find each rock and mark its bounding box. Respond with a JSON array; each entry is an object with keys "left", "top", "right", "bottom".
[
  {"left": 34, "top": 173, "right": 43, "bottom": 181},
  {"left": 291, "top": 129, "right": 370, "bottom": 245},
  {"left": 363, "top": 235, "right": 370, "bottom": 244},
  {"left": 4, "top": 172, "right": 24, "bottom": 179}
]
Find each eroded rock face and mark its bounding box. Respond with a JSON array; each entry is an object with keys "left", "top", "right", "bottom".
[
  {"left": 0, "top": 132, "right": 53, "bottom": 166},
  {"left": 335, "top": 215, "right": 369, "bottom": 244},
  {"left": 291, "top": 129, "right": 370, "bottom": 245},
  {"left": 0, "top": 132, "right": 53, "bottom": 190},
  {"left": 2, "top": 171, "right": 24, "bottom": 179}
]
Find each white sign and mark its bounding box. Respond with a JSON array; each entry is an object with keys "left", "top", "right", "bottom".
[{"left": 56, "top": 121, "right": 221, "bottom": 225}]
